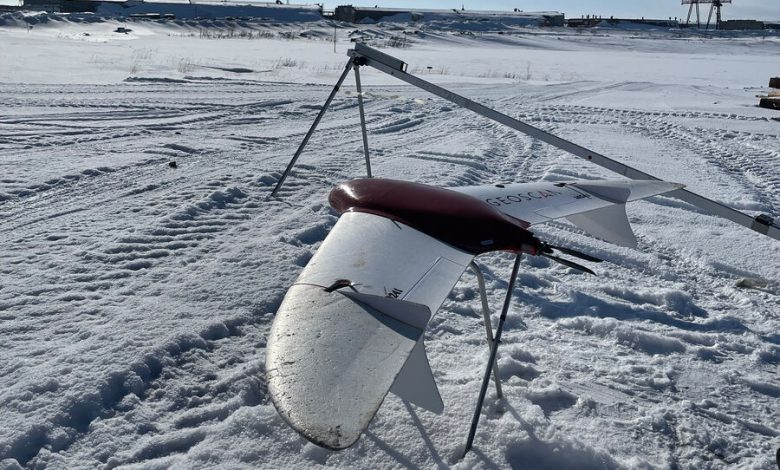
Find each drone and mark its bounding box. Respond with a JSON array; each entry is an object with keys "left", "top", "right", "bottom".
[{"left": 265, "top": 44, "right": 779, "bottom": 455}]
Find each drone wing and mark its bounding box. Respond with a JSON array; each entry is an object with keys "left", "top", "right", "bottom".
[
  {"left": 268, "top": 178, "right": 681, "bottom": 450},
  {"left": 453, "top": 179, "right": 683, "bottom": 247},
  {"left": 267, "top": 211, "right": 473, "bottom": 450}
]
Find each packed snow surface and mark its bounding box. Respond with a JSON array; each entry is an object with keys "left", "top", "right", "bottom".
[{"left": 1, "top": 13, "right": 779, "bottom": 470}]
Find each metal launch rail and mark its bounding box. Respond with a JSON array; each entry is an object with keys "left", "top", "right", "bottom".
[{"left": 273, "top": 42, "right": 779, "bottom": 242}]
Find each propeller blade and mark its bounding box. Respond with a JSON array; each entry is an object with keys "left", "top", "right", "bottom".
[
  {"left": 548, "top": 244, "right": 604, "bottom": 263},
  {"left": 541, "top": 253, "right": 597, "bottom": 276}
]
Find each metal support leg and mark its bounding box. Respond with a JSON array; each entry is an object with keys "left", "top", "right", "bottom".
[
  {"left": 469, "top": 261, "right": 502, "bottom": 398},
  {"left": 271, "top": 58, "right": 355, "bottom": 197},
  {"left": 463, "top": 254, "right": 522, "bottom": 457},
  {"left": 353, "top": 65, "right": 372, "bottom": 178}
]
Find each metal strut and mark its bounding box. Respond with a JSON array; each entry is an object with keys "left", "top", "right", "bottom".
[
  {"left": 272, "top": 58, "right": 358, "bottom": 197},
  {"left": 463, "top": 254, "right": 523, "bottom": 457},
  {"left": 469, "top": 261, "right": 502, "bottom": 398},
  {"left": 272, "top": 55, "right": 374, "bottom": 197},
  {"left": 353, "top": 64, "right": 372, "bottom": 178}
]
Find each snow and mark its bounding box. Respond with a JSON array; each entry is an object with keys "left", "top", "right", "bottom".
[{"left": 1, "top": 12, "right": 779, "bottom": 470}]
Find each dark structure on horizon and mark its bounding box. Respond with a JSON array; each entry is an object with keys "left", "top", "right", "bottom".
[
  {"left": 682, "top": 0, "right": 730, "bottom": 30},
  {"left": 332, "top": 6, "right": 564, "bottom": 27},
  {"left": 566, "top": 17, "right": 679, "bottom": 28}
]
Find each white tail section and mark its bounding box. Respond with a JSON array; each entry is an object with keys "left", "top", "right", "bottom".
[{"left": 567, "top": 204, "right": 637, "bottom": 248}]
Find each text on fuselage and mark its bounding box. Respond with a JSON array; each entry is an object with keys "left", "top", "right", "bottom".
[{"left": 485, "top": 189, "right": 570, "bottom": 207}]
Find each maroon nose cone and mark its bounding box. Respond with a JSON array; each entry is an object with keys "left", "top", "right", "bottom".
[{"left": 329, "top": 179, "right": 537, "bottom": 255}]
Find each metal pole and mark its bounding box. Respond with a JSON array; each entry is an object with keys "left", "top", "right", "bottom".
[
  {"left": 696, "top": 3, "right": 701, "bottom": 29},
  {"left": 271, "top": 58, "right": 354, "bottom": 197},
  {"left": 353, "top": 65, "right": 372, "bottom": 178},
  {"left": 469, "top": 261, "right": 502, "bottom": 398},
  {"left": 463, "top": 254, "right": 522, "bottom": 457}
]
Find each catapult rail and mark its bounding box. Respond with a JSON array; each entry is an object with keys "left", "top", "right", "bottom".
[{"left": 345, "top": 43, "right": 779, "bottom": 242}]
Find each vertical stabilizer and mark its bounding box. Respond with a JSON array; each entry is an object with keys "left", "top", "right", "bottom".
[
  {"left": 390, "top": 340, "right": 444, "bottom": 413},
  {"left": 567, "top": 204, "right": 637, "bottom": 248}
]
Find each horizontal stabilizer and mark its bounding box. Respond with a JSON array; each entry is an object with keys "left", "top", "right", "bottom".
[
  {"left": 574, "top": 180, "right": 684, "bottom": 203},
  {"left": 453, "top": 179, "right": 683, "bottom": 229},
  {"left": 567, "top": 203, "right": 637, "bottom": 248},
  {"left": 389, "top": 339, "right": 443, "bottom": 413}
]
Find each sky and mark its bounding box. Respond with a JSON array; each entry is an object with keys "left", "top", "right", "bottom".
[{"left": 0, "top": 0, "right": 778, "bottom": 20}]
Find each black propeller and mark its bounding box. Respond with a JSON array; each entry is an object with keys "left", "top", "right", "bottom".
[
  {"left": 544, "top": 244, "right": 604, "bottom": 263},
  {"left": 541, "top": 253, "right": 596, "bottom": 275},
  {"left": 538, "top": 243, "right": 602, "bottom": 275}
]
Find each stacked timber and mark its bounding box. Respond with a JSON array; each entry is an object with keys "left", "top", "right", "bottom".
[{"left": 758, "top": 77, "right": 780, "bottom": 111}]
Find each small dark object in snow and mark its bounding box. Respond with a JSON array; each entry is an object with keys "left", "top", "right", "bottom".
[
  {"left": 168, "top": 161, "right": 177, "bottom": 169},
  {"left": 175, "top": 131, "right": 181, "bottom": 135},
  {"left": 115, "top": 27, "right": 131, "bottom": 34},
  {"left": 735, "top": 277, "right": 769, "bottom": 290},
  {"left": 759, "top": 97, "right": 780, "bottom": 111},
  {"left": 198, "top": 65, "right": 254, "bottom": 74}
]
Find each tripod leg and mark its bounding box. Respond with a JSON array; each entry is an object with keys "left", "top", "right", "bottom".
[
  {"left": 271, "top": 58, "right": 355, "bottom": 197},
  {"left": 696, "top": 3, "right": 701, "bottom": 29},
  {"left": 469, "top": 261, "right": 502, "bottom": 398},
  {"left": 463, "top": 254, "right": 522, "bottom": 457},
  {"left": 353, "top": 65, "right": 372, "bottom": 178}
]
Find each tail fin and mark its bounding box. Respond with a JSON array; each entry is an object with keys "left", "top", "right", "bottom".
[
  {"left": 390, "top": 339, "right": 443, "bottom": 413},
  {"left": 567, "top": 203, "right": 637, "bottom": 248}
]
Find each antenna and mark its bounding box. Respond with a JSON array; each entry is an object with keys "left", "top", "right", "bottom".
[{"left": 682, "top": 0, "right": 731, "bottom": 30}]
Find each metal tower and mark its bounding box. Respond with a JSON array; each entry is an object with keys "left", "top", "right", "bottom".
[{"left": 682, "top": 0, "right": 731, "bottom": 30}]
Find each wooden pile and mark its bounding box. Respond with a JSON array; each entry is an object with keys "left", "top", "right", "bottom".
[{"left": 759, "top": 77, "right": 780, "bottom": 111}]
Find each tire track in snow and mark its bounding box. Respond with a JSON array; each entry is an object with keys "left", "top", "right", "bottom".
[
  {"left": 6, "top": 178, "right": 340, "bottom": 468},
  {"left": 528, "top": 103, "right": 780, "bottom": 214},
  {"left": 0, "top": 174, "right": 330, "bottom": 467}
]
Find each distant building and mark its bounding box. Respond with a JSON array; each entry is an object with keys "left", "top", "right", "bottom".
[
  {"left": 15, "top": 0, "right": 323, "bottom": 20},
  {"left": 719, "top": 19, "right": 765, "bottom": 30},
  {"left": 333, "top": 6, "right": 564, "bottom": 27},
  {"left": 566, "top": 17, "right": 678, "bottom": 28}
]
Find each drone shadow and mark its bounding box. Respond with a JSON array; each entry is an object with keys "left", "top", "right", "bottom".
[
  {"left": 525, "top": 288, "right": 748, "bottom": 335},
  {"left": 501, "top": 402, "right": 623, "bottom": 470},
  {"left": 470, "top": 255, "right": 748, "bottom": 335},
  {"left": 365, "top": 399, "right": 504, "bottom": 469}
]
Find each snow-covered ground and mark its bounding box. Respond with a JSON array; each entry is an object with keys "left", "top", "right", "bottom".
[{"left": 1, "top": 13, "right": 779, "bottom": 470}]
